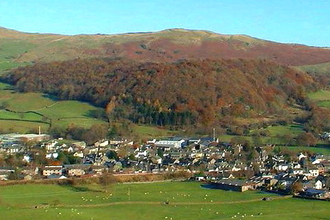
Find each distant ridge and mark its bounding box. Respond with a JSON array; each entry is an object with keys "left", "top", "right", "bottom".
[{"left": 1, "top": 27, "right": 330, "bottom": 66}]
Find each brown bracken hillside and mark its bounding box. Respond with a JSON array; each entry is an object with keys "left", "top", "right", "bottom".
[{"left": 1, "top": 27, "right": 330, "bottom": 66}]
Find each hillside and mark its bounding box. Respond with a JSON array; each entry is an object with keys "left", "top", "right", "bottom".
[
  {"left": 1, "top": 58, "right": 317, "bottom": 127},
  {"left": 1, "top": 27, "right": 330, "bottom": 68},
  {"left": 0, "top": 82, "right": 107, "bottom": 133}
]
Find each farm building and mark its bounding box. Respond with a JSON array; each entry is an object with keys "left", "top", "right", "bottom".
[{"left": 210, "top": 179, "right": 260, "bottom": 192}]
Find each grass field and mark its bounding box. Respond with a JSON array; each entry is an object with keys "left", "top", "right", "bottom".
[
  {"left": 298, "top": 62, "right": 330, "bottom": 75},
  {"left": 0, "top": 110, "right": 43, "bottom": 121},
  {"left": 308, "top": 90, "right": 330, "bottom": 109},
  {"left": 318, "top": 101, "right": 330, "bottom": 108},
  {"left": 218, "top": 124, "right": 305, "bottom": 144},
  {"left": 308, "top": 90, "right": 330, "bottom": 101},
  {"left": 0, "top": 82, "right": 13, "bottom": 89},
  {"left": 37, "top": 101, "right": 103, "bottom": 119},
  {"left": 0, "top": 181, "right": 328, "bottom": 220},
  {"left": 284, "top": 146, "right": 330, "bottom": 155},
  {"left": 266, "top": 124, "right": 303, "bottom": 136},
  {"left": 0, "top": 82, "right": 106, "bottom": 133},
  {"left": 218, "top": 125, "right": 330, "bottom": 155},
  {"left": 2, "top": 92, "right": 55, "bottom": 112},
  {"left": 0, "top": 120, "right": 49, "bottom": 133},
  {"left": 133, "top": 125, "right": 178, "bottom": 139}
]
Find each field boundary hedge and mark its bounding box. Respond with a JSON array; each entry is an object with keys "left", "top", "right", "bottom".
[{"left": 0, "top": 172, "right": 192, "bottom": 186}]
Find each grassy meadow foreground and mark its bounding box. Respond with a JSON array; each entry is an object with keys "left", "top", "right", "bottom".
[{"left": 0, "top": 181, "right": 329, "bottom": 220}]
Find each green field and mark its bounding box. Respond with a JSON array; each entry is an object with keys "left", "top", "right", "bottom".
[
  {"left": 0, "top": 181, "right": 328, "bottom": 220},
  {"left": 308, "top": 90, "right": 330, "bottom": 109},
  {"left": 266, "top": 124, "right": 303, "bottom": 136},
  {"left": 2, "top": 93, "right": 55, "bottom": 112},
  {"left": 37, "top": 101, "right": 103, "bottom": 119},
  {"left": 0, "top": 120, "right": 49, "bottom": 133},
  {"left": 0, "top": 110, "right": 43, "bottom": 121},
  {"left": 0, "top": 82, "right": 106, "bottom": 133},
  {"left": 297, "top": 61, "right": 330, "bottom": 75},
  {"left": 318, "top": 100, "right": 330, "bottom": 108},
  {"left": 218, "top": 124, "right": 304, "bottom": 144},
  {"left": 283, "top": 146, "right": 330, "bottom": 155},
  {"left": 133, "top": 125, "right": 178, "bottom": 139},
  {"left": 0, "top": 82, "right": 13, "bottom": 89},
  {"left": 308, "top": 90, "right": 330, "bottom": 101}
]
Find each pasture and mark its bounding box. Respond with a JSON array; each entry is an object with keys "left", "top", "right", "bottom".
[
  {"left": 133, "top": 124, "right": 178, "bottom": 139},
  {"left": 266, "top": 124, "right": 303, "bottom": 136},
  {"left": 218, "top": 124, "right": 304, "bottom": 144},
  {"left": 0, "top": 181, "right": 328, "bottom": 220},
  {"left": 308, "top": 90, "right": 330, "bottom": 108},
  {"left": 0, "top": 82, "right": 107, "bottom": 133},
  {"left": 285, "top": 146, "right": 330, "bottom": 155}
]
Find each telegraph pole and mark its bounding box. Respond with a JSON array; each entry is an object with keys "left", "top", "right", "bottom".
[{"left": 213, "top": 128, "right": 216, "bottom": 142}]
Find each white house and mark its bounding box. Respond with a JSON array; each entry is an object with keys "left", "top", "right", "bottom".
[
  {"left": 277, "top": 163, "right": 289, "bottom": 171},
  {"left": 315, "top": 180, "right": 323, "bottom": 190},
  {"left": 73, "top": 151, "right": 84, "bottom": 158},
  {"left": 309, "top": 168, "right": 319, "bottom": 177},
  {"left": 292, "top": 169, "right": 304, "bottom": 175}
]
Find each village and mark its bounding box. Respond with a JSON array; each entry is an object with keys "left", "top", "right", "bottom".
[{"left": 0, "top": 132, "right": 330, "bottom": 201}]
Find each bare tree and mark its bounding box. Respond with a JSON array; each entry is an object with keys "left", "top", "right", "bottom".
[{"left": 99, "top": 170, "right": 116, "bottom": 193}]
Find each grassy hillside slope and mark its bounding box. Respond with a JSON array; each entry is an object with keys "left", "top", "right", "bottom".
[
  {"left": 308, "top": 90, "right": 330, "bottom": 108},
  {"left": 298, "top": 62, "right": 330, "bottom": 75},
  {"left": 1, "top": 27, "right": 330, "bottom": 68},
  {"left": 0, "top": 82, "right": 106, "bottom": 133}
]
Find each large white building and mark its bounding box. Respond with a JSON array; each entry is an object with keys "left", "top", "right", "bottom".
[{"left": 155, "top": 140, "right": 185, "bottom": 149}]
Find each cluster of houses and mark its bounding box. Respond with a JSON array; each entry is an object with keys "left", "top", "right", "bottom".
[{"left": 0, "top": 133, "right": 330, "bottom": 200}]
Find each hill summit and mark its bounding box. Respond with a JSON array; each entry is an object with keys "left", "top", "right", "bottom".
[{"left": 1, "top": 27, "right": 330, "bottom": 66}]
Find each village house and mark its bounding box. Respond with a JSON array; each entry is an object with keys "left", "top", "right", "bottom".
[
  {"left": 291, "top": 168, "right": 304, "bottom": 175},
  {"left": 73, "top": 151, "right": 84, "bottom": 158},
  {"left": 0, "top": 144, "right": 22, "bottom": 155},
  {"left": 309, "top": 168, "right": 320, "bottom": 177},
  {"left": 300, "top": 188, "right": 330, "bottom": 199},
  {"left": 43, "top": 140, "right": 58, "bottom": 152},
  {"left": 94, "top": 140, "right": 109, "bottom": 147},
  {"left": 314, "top": 180, "right": 323, "bottom": 190},
  {"left": 45, "top": 152, "right": 59, "bottom": 160},
  {"left": 64, "top": 164, "right": 90, "bottom": 177},
  {"left": 42, "top": 166, "right": 63, "bottom": 176},
  {"left": 0, "top": 168, "right": 15, "bottom": 180},
  {"left": 109, "top": 139, "right": 133, "bottom": 146}
]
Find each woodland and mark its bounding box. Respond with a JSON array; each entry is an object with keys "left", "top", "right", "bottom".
[{"left": 1, "top": 57, "right": 329, "bottom": 138}]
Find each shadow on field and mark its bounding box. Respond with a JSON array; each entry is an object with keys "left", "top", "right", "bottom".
[
  {"left": 42, "top": 94, "right": 59, "bottom": 101},
  {"left": 84, "top": 109, "right": 107, "bottom": 120},
  {"left": 61, "top": 184, "right": 103, "bottom": 193}
]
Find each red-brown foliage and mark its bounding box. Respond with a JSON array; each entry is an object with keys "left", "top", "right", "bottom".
[{"left": 1, "top": 58, "right": 317, "bottom": 126}]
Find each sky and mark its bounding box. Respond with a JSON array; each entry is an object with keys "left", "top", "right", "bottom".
[{"left": 0, "top": 0, "right": 329, "bottom": 47}]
